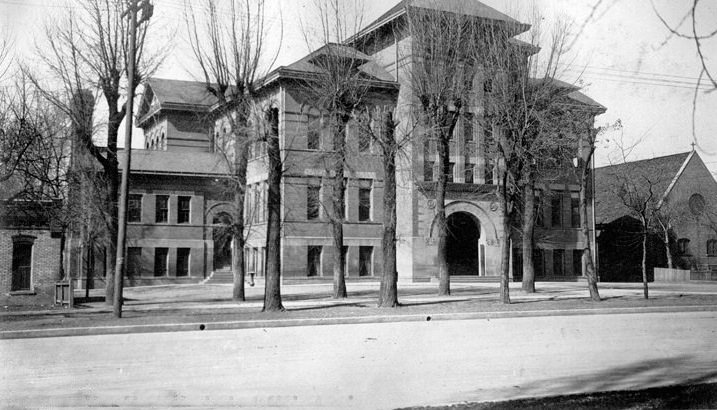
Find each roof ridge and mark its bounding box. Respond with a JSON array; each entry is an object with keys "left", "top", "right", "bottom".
[{"left": 595, "top": 151, "right": 691, "bottom": 169}]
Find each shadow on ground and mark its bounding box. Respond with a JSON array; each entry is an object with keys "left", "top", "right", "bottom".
[{"left": 454, "top": 355, "right": 717, "bottom": 409}]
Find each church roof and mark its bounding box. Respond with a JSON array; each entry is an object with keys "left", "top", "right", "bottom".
[{"left": 594, "top": 151, "right": 692, "bottom": 225}]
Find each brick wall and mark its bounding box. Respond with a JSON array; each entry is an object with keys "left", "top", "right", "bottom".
[{"left": 0, "top": 228, "right": 62, "bottom": 307}]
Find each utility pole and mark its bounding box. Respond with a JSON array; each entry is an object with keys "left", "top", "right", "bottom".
[{"left": 114, "top": 0, "right": 153, "bottom": 318}]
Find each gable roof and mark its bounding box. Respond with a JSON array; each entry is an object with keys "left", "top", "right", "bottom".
[{"left": 595, "top": 151, "right": 691, "bottom": 225}]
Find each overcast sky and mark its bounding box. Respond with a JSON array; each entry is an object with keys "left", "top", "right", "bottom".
[{"left": 2, "top": 0, "right": 716, "bottom": 176}]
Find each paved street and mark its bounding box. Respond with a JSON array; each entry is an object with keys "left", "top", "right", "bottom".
[{"left": 2, "top": 310, "right": 717, "bottom": 409}]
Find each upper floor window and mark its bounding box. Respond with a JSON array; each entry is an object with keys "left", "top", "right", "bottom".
[
  {"left": 307, "top": 115, "right": 320, "bottom": 150},
  {"left": 535, "top": 193, "right": 545, "bottom": 228},
  {"left": 307, "top": 185, "right": 321, "bottom": 220},
  {"left": 155, "top": 195, "right": 169, "bottom": 223},
  {"left": 178, "top": 196, "right": 191, "bottom": 224},
  {"left": 707, "top": 239, "right": 717, "bottom": 257},
  {"left": 483, "top": 159, "right": 494, "bottom": 185},
  {"left": 570, "top": 196, "right": 581, "bottom": 228},
  {"left": 358, "top": 122, "right": 371, "bottom": 153},
  {"left": 689, "top": 193, "right": 706, "bottom": 216},
  {"left": 447, "top": 162, "right": 455, "bottom": 183},
  {"left": 464, "top": 163, "right": 475, "bottom": 184},
  {"left": 551, "top": 194, "right": 562, "bottom": 228},
  {"left": 424, "top": 160, "right": 435, "bottom": 182},
  {"left": 358, "top": 181, "right": 372, "bottom": 222},
  {"left": 128, "top": 194, "right": 142, "bottom": 223},
  {"left": 677, "top": 238, "right": 691, "bottom": 255},
  {"left": 483, "top": 79, "right": 493, "bottom": 93},
  {"left": 463, "top": 113, "right": 474, "bottom": 142}
]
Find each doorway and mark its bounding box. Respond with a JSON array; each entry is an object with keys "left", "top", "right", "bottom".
[{"left": 446, "top": 212, "right": 480, "bottom": 275}]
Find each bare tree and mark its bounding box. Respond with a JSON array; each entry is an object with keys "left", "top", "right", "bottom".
[
  {"left": 27, "top": 0, "right": 163, "bottom": 304},
  {"left": 405, "top": 3, "right": 477, "bottom": 297},
  {"left": 261, "top": 105, "right": 284, "bottom": 311},
  {"left": 478, "top": 8, "right": 590, "bottom": 303},
  {"left": 0, "top": 75, "right": 78, "bottom": 283},
  {"left": 185, "top": 0, "right": 278, "bottom": 301},
  {"left": 650, "top": 0, "right": 716, "bottom": 145},
  {"left": 299, "top": 0, "right": 371, "bottom": 299},
  {"left": 360, "top": 105, "right": 408, "bottom": 307},
  {"left": 606, "top": 149, "right": 673, "bottom": 299}
]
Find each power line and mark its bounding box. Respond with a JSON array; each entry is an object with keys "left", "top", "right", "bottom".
[{"left": 559, "top": 66, "right": 714, "bottom": 91}]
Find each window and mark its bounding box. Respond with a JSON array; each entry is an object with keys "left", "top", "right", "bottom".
[
  {"left": 254, "top": 185, "right": 261, "bottom": 223},
  {"left": 359, "top": 246, "right": 373, "bottom": 277},
  {"left": 689, "top": 193, "right": 706, "bottom": 216},
  {"left": 708, "top": 240, "right": 717, "bottom": 257},
  {"left": 553, "top": 249, "right": 565, "bottom": 276},
  {"left": 573, "top": 249, "right": 583, "bottom": 276},
  {"left": 178, "top": 196, "right": 191, "bottom": 224},
  {"left": 128, "top": 194, "right": 142, "bottom": 223},
  {"left": 359, "top": 182, "right": 372, "bottom": 222},
  {"left": 447, "top": 162, "right": 455, "bottom": 183},
  {"left": 127, "top": 247, "right": 142, "bottom": 278},
  {"left": 307, "top": 185, "right": 321, "bottom": 220},
  {"left": 424, "top": 160, "right": 435, "bottom": 182},
  {"left": 677, "top": 238, "right": 691, "bottom": 255},
  {"left": 307, "top": 246, "right": 322, "bottom": 277},
  {"left": 464, "top": 163, "right": 475, "bottom": 184},
  {"left": 551, "top": 194, "right": 562, "bottom": 228},
  {"left": 570, "top": 196, "right": 581, "bottom": 228},
  {"left": 154, "top": 248, "right": 168, "bottom": 277},
  {"left": 533, "top": 248, "right": 545, "bottom": 277},
  {"left": 535, "top": 193, "right": 545, "bottom": 228},
  {"left": 307, "top": 115, "right": 320, "bottom": 150},
  {"left": 11, "top": 236, "right": 33, "bottom": 291},
  {"left": 463, "top": 113, "right": 474, "bottom": 142},
  {"left": 358, "top": 122, "right": 371, "bottom": 153},
  {"left": 177, "top": 248, "right": 190, "bottom": 277},
  {"left": 483, "top": 79, "right": 493, "bottom": 93},
  {"left": 484, "top": 160, "right": 494, "bottom": 184},
  {"left": 155, "top": 195, "right": 169, "bottom": 223}
]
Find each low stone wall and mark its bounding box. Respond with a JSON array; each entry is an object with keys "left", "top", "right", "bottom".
[{"left": 654, "top": 267, "right": 691, "bottom": 282}]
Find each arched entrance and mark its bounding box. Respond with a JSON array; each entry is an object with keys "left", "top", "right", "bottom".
[
  {"left": 446, "top": 212, "right": 480, "bottom": 275},
  {"left": 212, "top": 212, "right": 233, "bottom": 271}
]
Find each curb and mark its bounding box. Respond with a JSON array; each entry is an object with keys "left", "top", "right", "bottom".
[{"left": 2, "top": 304, "right": 716, "bottom": 340}]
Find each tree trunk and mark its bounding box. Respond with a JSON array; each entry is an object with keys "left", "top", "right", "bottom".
[
  {"left": 436, "top": 132, "right": 450, "bottom": 296},
  {"left": 232, "top": 132, "right": 249, "bottom": 301},
  {"left": 579, "top": 155, "right": 600, "bottom": 301},
  {"left": 664, "top": 228, "right": 674, "bottom": 269},
  {"left": 521, "top": 180, "right": 536, "bottom": 293},
  {"left": 86, "top": 240, "right": 94, "bottom": 299},
  {"left": 642, "top": 225, "right": 649, "bottom": 299},
  {"left": 498, "top": 176, "right": 511, "bottom": 304},
  {"left": 104, "top": 160, "right": 119, "bottom": 305},
  {"left": 378, "top": 112, "right": 398, "bottom": 308},
  {"left": 331, "top": 117, "right": 347, "bottom": 299},
  {"left": 263, "top": 109, "right": 284, "bottom": 312}
]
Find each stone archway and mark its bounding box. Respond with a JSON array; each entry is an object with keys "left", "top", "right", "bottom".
[
  {"left": 212, "top": 212, "right": 233, "bottom": 271},
  {"left": 446, "top": 212, "right": 480, "bottom": 275}
]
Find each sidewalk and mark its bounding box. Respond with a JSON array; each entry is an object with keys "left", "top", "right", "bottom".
[{"left": 2, "top": 280, "right": 717, "bottom": 339}]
